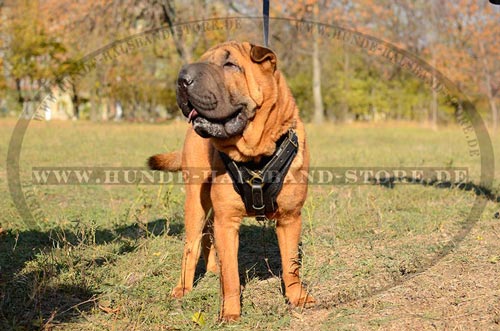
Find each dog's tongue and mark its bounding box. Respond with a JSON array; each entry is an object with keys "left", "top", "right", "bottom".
[{"left": 187, "top": 109, "right": 198, "bottom": 123}]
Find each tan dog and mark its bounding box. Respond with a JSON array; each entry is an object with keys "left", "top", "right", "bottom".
[{"left": 148, "top": 41, "right": 314, "bottom": 321}]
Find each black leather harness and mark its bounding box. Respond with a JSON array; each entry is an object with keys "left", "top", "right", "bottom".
[{"left": 219, "top": 129, "right": 299, "bottom": 221}]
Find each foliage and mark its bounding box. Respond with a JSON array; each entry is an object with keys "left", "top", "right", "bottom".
[
  {"left": 0, "top": 0, "right": 498, "bottom": 125},
  {"left": 3, "top": 1, "right": 67, "bottom": 102}
]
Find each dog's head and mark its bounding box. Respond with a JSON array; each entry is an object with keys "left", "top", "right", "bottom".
[{"left": 176, "top": 41, "right": 277, "bottom": 139}]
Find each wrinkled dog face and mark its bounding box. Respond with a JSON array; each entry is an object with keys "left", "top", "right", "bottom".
[{"left": 176, "top": 42, "right": 276, "bottom": 139}]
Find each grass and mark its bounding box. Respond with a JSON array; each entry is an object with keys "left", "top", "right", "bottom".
[{"left": 0, "top": 119, "right": 499, "bottom": 330}]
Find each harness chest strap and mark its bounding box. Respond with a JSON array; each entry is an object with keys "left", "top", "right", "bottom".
[{"left": 219, "top": 129, "right": 299, "bottom": 220}]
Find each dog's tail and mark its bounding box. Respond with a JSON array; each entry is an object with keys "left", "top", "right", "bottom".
[{"left": 148, "top": 151, "right": 182, "bottom": 172}]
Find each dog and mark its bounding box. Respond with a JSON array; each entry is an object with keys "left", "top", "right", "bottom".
[{"left": 148, "top": 41, "right": 314, "bottom": 321}]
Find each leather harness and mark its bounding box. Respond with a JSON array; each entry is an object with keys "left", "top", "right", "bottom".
[{"left": 219, "top": 129, "right": 299, "bottom": 221}]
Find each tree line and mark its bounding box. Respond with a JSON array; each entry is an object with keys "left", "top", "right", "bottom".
[{"left": 0, "top": 0, "right": 498, "bottom": 129}]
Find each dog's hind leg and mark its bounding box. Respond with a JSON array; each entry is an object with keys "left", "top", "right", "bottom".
[
  {"left": 171, "top": 127, "right": 215, "bottom": 298},
  {"left": 201, "top": 212, "right": 218, "bottom": 274},
  {"left": 171, "top": 181, "right": 212, "bottom": 298}
]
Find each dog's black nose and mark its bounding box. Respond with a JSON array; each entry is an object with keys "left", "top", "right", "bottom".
[
  {"left": 178, "top": 76, "right": 193, "bottom": 88},
  {"left": 178, "top": 67, "right": 194, "bottom": 88}
]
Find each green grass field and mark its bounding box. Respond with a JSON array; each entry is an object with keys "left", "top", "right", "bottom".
[{"left": 1, "top": 119, "right": 499, "bottom": 330}]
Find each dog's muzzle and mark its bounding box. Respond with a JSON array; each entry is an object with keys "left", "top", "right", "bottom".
[{"left": 176, "top": 63, "right": 248, "bottom": 139}]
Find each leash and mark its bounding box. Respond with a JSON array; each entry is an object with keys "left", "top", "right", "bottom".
[{"left": 263, "top": 0, "right": 270, "bottom": 47}]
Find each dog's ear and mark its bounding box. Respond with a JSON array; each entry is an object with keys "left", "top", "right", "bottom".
[{"left": 250, "top": 44, "right": 277, "bottom": 70}]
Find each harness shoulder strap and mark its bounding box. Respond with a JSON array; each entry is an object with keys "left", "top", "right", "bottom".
[{"left": 218, "top": 152, "right": 243, "bottom": 195}]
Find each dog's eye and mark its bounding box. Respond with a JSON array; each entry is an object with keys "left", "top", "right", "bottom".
[{"left": 223, "top": 61, "right": 240, "bottom": 70}]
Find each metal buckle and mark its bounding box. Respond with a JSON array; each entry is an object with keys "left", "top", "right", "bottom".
[
  {"left": 288, "top": 129, "right": 298, "bottom": 148},
  {"left": 245, "top": 170, "right": 263, "bottom": 187},
  {"left": 252, "top": 202, "right": 265, "bottom": 211}
]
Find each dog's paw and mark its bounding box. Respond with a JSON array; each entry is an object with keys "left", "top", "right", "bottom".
[
  {"left": 171, "top": 286, "right": 191, "bottom": 298},
  {"left": 221, "top": 314, "right": 240, "bottom": 322},
  {"left": 291, "top": 294, "right": 316, "bottom": 307},
  {"left": 287, "top": 286, "right": 316, "bottom": 308}
]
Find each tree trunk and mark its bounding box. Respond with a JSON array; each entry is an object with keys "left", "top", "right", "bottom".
[
  {"left": 71, "top": 80, "right": 80, "bottom": 119},
  {"left": 341, "top": 45, "right": 350, "bottom": 121},
  {"left": 478, "top": 40, "right": 498, "bottom": 132},
  {"left": 431, "top": 74, "right": 438, "bottom": 129},
  {"left": 312, "top": 36, "right": 324, "bottom": 124},
  {"left": 310, "top": 2, "right": 324, "bottom": 124},
  {"left": 159, "top": 0, "right": 195, "bottom": 64},
  {"left": 489, "top": 98, "right": 498, "bottom": 133},
  {"left": 15, "top": 78, "right": 24, "bottom": 105},
  {"left": 429, "top": 2, "right": 438, "bottom": 130},
  {"left": 90, "top": 89, "right": 98, "bottom": 121}
]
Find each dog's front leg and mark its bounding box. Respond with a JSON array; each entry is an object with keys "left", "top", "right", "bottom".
[
  {"left": 276, "top": 213, "right": 315, "bottom": 307},
  {"left": 213, "top": 213, "right": 242, "bottom": 321}
]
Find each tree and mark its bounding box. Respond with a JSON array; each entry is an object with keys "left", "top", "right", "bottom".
[
  {"left": 436, "top": 0, "right": 499, "bottom": 131},
  {"left": 4, "top": 0, "right": 67, "bottom": 116},
  {"left": 311, "top": 2, "right": 324, "bottom": 124}
]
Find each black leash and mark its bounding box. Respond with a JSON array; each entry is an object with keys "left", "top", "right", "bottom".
[{"left": 263, "top": 0, "right": 270, "bottom": 47}]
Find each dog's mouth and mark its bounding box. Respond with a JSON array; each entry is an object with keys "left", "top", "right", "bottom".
[
  {"left": 175, "top": 61, "right": 250, "bottom": 139},
  {"left": 185, "top": 101, "right": 248, "bottom": 139}
]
